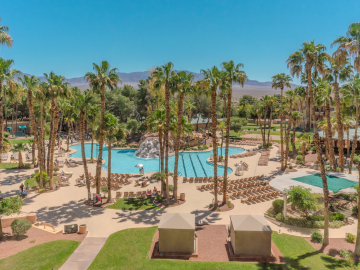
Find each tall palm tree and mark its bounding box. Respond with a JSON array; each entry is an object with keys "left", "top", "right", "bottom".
[
  {"left": 200, "top": 66, "right": 228, "bottom": 208},
  {"left": 291, "top": 111, "right": 303, "bottom": 155},
  {"left": 170, "top": 71, "right": 194, "bottom": 203},
  {"left": 0, "top": 18, "right": 13, "bottom": 48},
  {"left": 184, "top": 100, "right": 195, "bottom": 122},
  {"left": 221, "top": 61, "right": 247, "bottom": 203},
  {"left": 264, "top": 95, "right": 277, "bottom": 147},
  {"left": 85, "top": 61, "right": 121, "bottom": 194},
  {"left": 76, "top": 92, "right": 95, "bottom": 194},
  {"left": 332, "top": 22, "right": 360, "bottom": 73},
  {"left": 152, "top": 62, "right": 174, "bottom": 200},
  {"left": 314, "top": 81, "right": 336, "bottom": 171},
  {"left": 0, "top": 58, "right": 21, "bottom": 161},
  {"left": 342, "top": 74, "right": 360, "bottom": 174},
  {"left": 294, "top": 86, "right": 306, "bottom": 130},
  {"left": 11, "top": 143, "right": 29, "bottom": 168},
  {"left": 19, "top": 75, "right": 39, "bottom": 164},
  {"left": 271, "top": 73, "right": 292, "bottom": 170},
  {"left": 44, "top": 71, "right": 71, "bottom": 189},
  {"left": 326, "top": 56, "right": 353, "bottom": 172},
  {"left": 284, "top": 90, "right": 296, "bottom": 168}
]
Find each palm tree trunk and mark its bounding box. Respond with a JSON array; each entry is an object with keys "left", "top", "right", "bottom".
[
  {"left": 211, "top": 90, "right": 218, "bottom": 208},
  {"left": 223, "top": 82, "right": 232, "bottom": 202},
  {"left": 333, "top": 82, "right": 345, "bottom": 172},
  {"left": 308, "top": 67, "right": 329, "bottom": 246},
  {"left": 347, "top": 129, "right": 350, "bottom": 160},
  {"left": 326, "top": 102, "right": 336, "bottom": 171},
  {"left": 95, "top": 84, "right": 106, "bottom": 194},
  {"left": 280, "top": 88, "right": 284, "bottom": 170},
  {"left": 158, "top": 127, "right": 166, "bottom": 196},
  {"left": 291, "top": 120, "right": 297, "bottom": 156},
  {"left": 67, "top": 123, "right": 70, "bottom": 151},
  {"left": 267, "top": 108, "right": 273, "bottom": 146},
  {"left": 18, "top": 150, "right": 23, "bottom": 168},
  {"left": 47, "top": 108, "right": 54, "bottom": 174},
  {"left": 164, "top": 82, "right": 170, "bottom": 200},
  {"left": 80, "top": 113, "right": 91, "bottom": 194},
  {"left": 48, "top": 101, "right": 59, "bottom": 190},
  {"left": 91, "top": 131, "right": 94, "bottom": 162},
  {"left": 107, "top": 140, "right": 112, "bottom": 202},
  {"left": 27, "top": 88, "right": 37, "bottom": 164},
  {"left": 173, "top": 93, "right": 185, "bottom": 203},
  {"left": 349, "top": 102, "right": 359, "bottom": 174},
  {"left": 38, "top": 102, "right": 44, "bottom": 189},
  {"left": 354, "top": 163, "right": 360, "bottom": 256},
  {"left": 284, "top": 107, "right": 293, "bottom": 169},
  {"left": 306, "top": 89, "right": 311, "bottom": 132}
]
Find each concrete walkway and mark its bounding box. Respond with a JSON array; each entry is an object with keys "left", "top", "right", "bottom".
[{"left": 59, "top": 237, "right": 107, "bottom": 270}]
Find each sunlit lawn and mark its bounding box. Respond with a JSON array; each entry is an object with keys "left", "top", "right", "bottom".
[
  {"left": 89, "top": 227, "right": 349, "bottom": 270},
  {"left": 0, "top": 240, "right": 80, "bottom": 270},
  {"left": 106, "top": 197, "right": 161, "bottom": 211},
  {"left": 25, "top": 176, "right": 57, "bottom": 188},
  {"left": 0, "top": 163, "right": 19, "bottom": 169}
]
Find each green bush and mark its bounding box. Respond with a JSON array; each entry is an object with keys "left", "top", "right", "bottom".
[
  {"left": 24, "top": 164, "right": 30, "bottom": 169},
  {"left": 330, "top": 213, "right": 345, "bottom": 221},
  {"left": 267, "top": 209, "right": 276, "bottom": 217},
  {"left": 276, "top": 213, "right": 284, "bottom": 221},
  {"left": 311, "top": 229, "right": 323, "bottom": 243},
  {"left": 346, "top": 233, "right": 356, "bottom": 243},
  {"left": 34, "top": 172, "right": 50, "bottom": 186},
  {"left": 353, "top": 155, "right": 359, "bottom": 164},
  {"left": 156, "top": 194, "right": 163, "bottom": 203},
  {"left": 258, "top": 145, "right": 263, "bottom": 149},
  {"left": 272, "top": 200, "right": 284, "bottom": 214},
  {"left": 296, "top": 155, "right": 303, "bottom": 164},
  {"left": 289, "top": 164, "right": 293, "bottom": 169},
  {"left": 53, "top": 167, "right": 60, "bottom": 172},
  {"left": 311, "top": 146, "right": 316, "bottom": 153},
  {"left": 307, "top": 215, "right": 324, "bottom": 221},
  {"left": 101, "top": 185, "right": 108, "bottom": 196},
  {"left": 11, "top": 219, "right": 32, "bottom": 237},
  {"left": 38, "top": 189, "right": 46, "bottom": 193},
  {"left": 297, "top": 150, "right": 302, "bottom": 155},
  {"left": 268, "top": 142, "right": 272, "bottom": 147},
  {"left": 352, "top": 205, "right": 358, "bottom": 215},
  {"left": 339, "top": 193, "right": 351, "bottom": 200}
]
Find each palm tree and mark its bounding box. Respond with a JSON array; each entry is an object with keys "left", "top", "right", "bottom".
[
  {"left": 87, "top": 103, "right": 100, "bottom": 162},
  {"left": 294, "top": 86, "right": 306, "bottom": 130},
  {"left": 0, "top": 18, "right": 13, "bottom": 48},
  {"left": 284, "top": 90, "right": 296, "bottom": 168},
  {"left": 326, "top": 56, "right": 353, "bottom": 172},
  {"left": 76, "top": 92, "right": 95, "bottom": 194},
  {"left": 44, "top": 71, "right": 71, "bottom": 189},
  {"left": 170, "top": 71, "right": 194, "bottom": 203},
  {"left": 314, "top": 81, "right": 336, "bottom": 171},
  {"left": 221, "top": 61, "right": 247, "bottom": 203},
  {"left": 63, "top": 101, "right": 75, "bottom": 152},
  {"left": 0, "top": 58, "right": 21, "bottom": 161},
  {"left": 271, "top": 73, "right": 292, "bottom": 170},
  {"left": 85, "top": 61, "right": 121, "bottom": 194},
  {"left": 291, "top": 111, "right": 303, "bottom": 155},
  {"left": 152, "top": 62, "right": 174, "bottom": 200},
  {"left": 19, "top": 75, "right": 39, "bottom": 164},
  {"left": 184, "top": 100, "right": 195, "bottom": 122},
  {"left": 342, "top": 74, "right": 360, "bottom": 174},
  {"left": 200, "top": 66, "right": 229, "bottom": 208},
  {"left": 331, "top": 22, "right": 360, "bottom": 73},
  {"left": 11, "top": 143, "right": 29, "bottom": 168},
  {"left": 103, "top": 112, "right": 120, "bottom": 202},
  {"left": 264, "top": 95, "right": 277, "bottom": 147}
]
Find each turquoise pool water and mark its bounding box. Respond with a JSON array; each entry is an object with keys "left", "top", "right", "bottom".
[{"left": 69, "top": 144, "right": 245, "bottom": 177}]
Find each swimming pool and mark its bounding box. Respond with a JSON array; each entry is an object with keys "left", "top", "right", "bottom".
[{"left": 69, "top": 143, "right": 245, "bottom": 177}]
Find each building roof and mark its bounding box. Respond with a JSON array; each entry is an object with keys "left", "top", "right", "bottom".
[
  {"left": 158, "top": 213, "right": 195, "bottom": 230},
  {"left": 319, "top": 128, "right": 360, "bottom": 140},
  {"left": 190, "top": 114, "right": 223, "bottom": 125},
  {"left": 230, "top": 215, "right": 272, "bottom": 232}
]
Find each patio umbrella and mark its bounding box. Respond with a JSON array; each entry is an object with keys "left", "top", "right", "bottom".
[{"left": 135, "top": 164, "right": 144, "bottom": 168}]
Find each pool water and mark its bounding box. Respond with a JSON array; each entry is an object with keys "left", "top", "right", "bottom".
[
  {"left": 69, "top": 144, "right": 245, "bottom": 177},
  {"left": 292, "top": 173, "right": 357, "bottom": 193}
]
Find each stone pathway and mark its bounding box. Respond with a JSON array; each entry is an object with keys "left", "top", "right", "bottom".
[{"left": 59, "top": 237, "right": 107, "bottom": 270}]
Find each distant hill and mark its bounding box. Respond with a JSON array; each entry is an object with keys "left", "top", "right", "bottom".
[{"left": 17, "top": 71, "right": 298, "bottom": 98}]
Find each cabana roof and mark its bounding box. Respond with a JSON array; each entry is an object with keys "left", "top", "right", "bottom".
[
  {"left": 158, "top": 213, "right": 195, "bottom": 230},
  {"left": 231, "top": 215, "right": 272, "bottom": 232}
]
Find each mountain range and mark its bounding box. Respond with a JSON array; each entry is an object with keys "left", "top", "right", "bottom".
[{"left": 19, "top": 71, "right": 298, "bottom": 99}]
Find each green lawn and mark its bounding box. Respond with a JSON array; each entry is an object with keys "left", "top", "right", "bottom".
[
  {"left": 25, "top": 176, "right": 57, "bottom": 188},
  {"left": 106, "top": 197, "right": 161, "bottom": 211},
  {"left": 10, "top": 135, "right": 49, "bottom": 145},
  {"left": 89, "top": 227, "right": 348, "bottom": 270},
  {"left": 0, "top": 163, "right": 20, "bottom": 169},
  {"left": 0, "top": 240, "right": 80, "bottom": 270},
  {"left": 273, "top": 140, "right": 302, "bottom": 152}
]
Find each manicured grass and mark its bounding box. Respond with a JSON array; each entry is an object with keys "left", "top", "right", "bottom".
[
  {"left": 0, "top": 163, "right": 20, "bottom": 169},
  {"left": 0, "top": 240, "right": 80, "bottom": 270},
  {"left": 10, "top": 135, "right": 49, "bottom": 145},
  {"left": 25, "top": 176, "right": 57, "bottom": 188},
  {"left": 89, "top": 227, "right": 348, "bottom": 270},
  {"left": 106, "top": 197, "right": 161, "bottom": 210},
  {"left": 273, "top": 140, "right": 302, "bottom": 152}
]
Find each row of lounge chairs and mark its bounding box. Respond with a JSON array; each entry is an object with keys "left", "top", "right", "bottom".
[
  {"left": 229, "top": 185, "right": 272, "bottom": 197},
  {"left": 230, "top": 151, "right": 257, "bottom": 159},
  {"left": 1, "top": 153, "right": 8, "bottom": 161},
  {"left": 258, "top": 151, "right": 270, "bottom": 166},
  {"left": 233, "top": 139, "right": 261, "bottom": 146},
  {"left": 241, "top": 191, "right": 281, "bottom": 203},
  {"left": 110, "top": 173, "right": 132, "bottom": 179},
  {"left": 183, "top": 177, "right": 213, "bottom": 183},
  {"left": 216, "top": 181, "right": 268, "bottom": 193}
]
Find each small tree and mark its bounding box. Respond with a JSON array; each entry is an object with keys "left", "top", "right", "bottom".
[
  {"left": 11, "top": 219, "right": 32, "bottom": 238},
  {"left": 0, "top": 196, "right": 23, "bottom": 238},
  {"left": 230, "top": 117, "right": 247, "bottom": 133},
  {"left": 101, "top": 185, "right": 108, "bottom": 198},
  {"left": 285, "top": 186, "right": 317, "bottom": 217}
]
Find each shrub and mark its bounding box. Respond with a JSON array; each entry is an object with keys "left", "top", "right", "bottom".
[
  {"left": 34, "top": 172, "right": 50, "bottom": 186},
  {"left": 24, "top": 164, "right": 30, "bottom": 169},
  {"left": 330, "top": 213, "right": 345, "bottom": 221},
  {"left": 311, "top": 229, "right": 323, "bottom": 243},
  {"left": 352, "top": 205, "right": 358, "bottom": 215},
  {"left": 209, "top": 204, "right": 214, "bottom": 209},
  {"left": 297, "top": 150, "right": 302, "bottom": 155},
  {"left": 272, "top": 200, "right": 284, "bottom": 214},
  {"left": 346, "top": 233, "right": 356, "bottom": 243},
  {"left": 227, "top": 202, "right": 231, "bottom": 208},
  {"left": 156, "top": 194, "right": 163, "bottom": 203},
  {"left": 307, "top": 215, "right": 324, "bottom": 221},
  {"left": 353, "top": 155, "right": 359, "bottom": 164},
  {"left": 38, "top": 189, "right": 46, "bottom": 193},
  {"left": 203, "top": 145, "right": 209, "bottom": 149},
  {"left": 53, "top": 167, "right": 60, "bottom": 172},
  {"left": 296, "top": 155, "right": 303, "bottom": 164},
  {"left": 339, "top": 193, "right": 351, "bottom": 200},
  {"left": 289, "top": 164, "right": 293, "bottom": 169},
  {"left": 276, "top": 213, "right": 284, "bottom": 221},
  {"left": 165, "top": 203, "right": 170, "bottom": 207},
  {"left": 11, "top": 219, "right": 32, "bottom": 237},
  {"left": 258, "top": 145, "right": 263, "bottom": 149},
  {"left": 217, "top": 207, "right": 221, "bottom": 211},
  {"left": 267, "top": 209, "right": 276, "bottom": 217},
  {"left": 268, "top": 142, "right": 272, "bottom": 147},
  {"left": 101, "top": 185, "right": 108, "bottom": 197},
  {"left": 311, "top": 146, "right": 316, "bottom": 153},
  {"left": 210, "top": 144, "right": 213, "bottom": 147}
]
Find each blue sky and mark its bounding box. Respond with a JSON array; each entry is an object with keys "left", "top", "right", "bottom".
[{"left": 1, "top": 0, "right": 359, "bottom": 84}]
